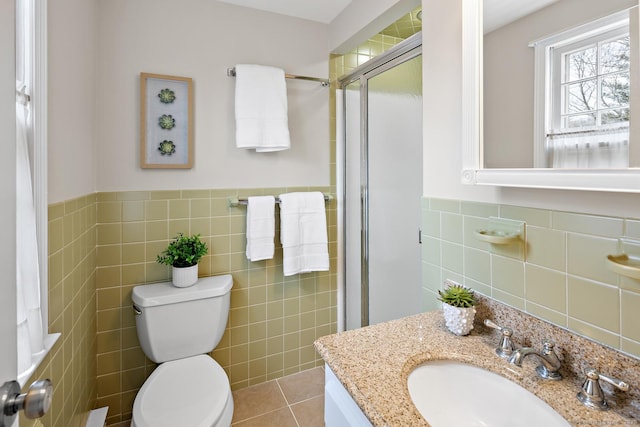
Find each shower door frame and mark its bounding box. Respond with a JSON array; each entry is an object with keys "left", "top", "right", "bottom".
[{"left": 337, "top": 32, "right": 422, "bottom": 330}]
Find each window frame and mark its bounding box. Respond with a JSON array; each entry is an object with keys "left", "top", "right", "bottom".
[
  {"left": 16, "top": 0, "right": 56, "bottom": 386},
  {"left": 552, "top": 27, "right": 629, "bottom": 131}
]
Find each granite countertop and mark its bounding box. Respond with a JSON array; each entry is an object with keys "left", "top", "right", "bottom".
[{"left": 314, "top": 307, "right": 639, "bottom": 426}]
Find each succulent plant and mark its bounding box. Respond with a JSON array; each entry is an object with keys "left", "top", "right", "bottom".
[
  {"left": 158, "top": 88, "right": 176, "bottom": 104},
  {"left": 158, "top": 114, "right": 176, "bottom": 130},
  {"left": 158, "top": 140, "right": 176, "bottom": 156},
  {"left": 437, "top": 284, "right": 476, "bottom": 308},
  {"left": 157, "top": 233, "right": 208, "bottom": 268}
]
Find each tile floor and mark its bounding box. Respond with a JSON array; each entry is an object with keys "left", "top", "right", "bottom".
[
  {"left": 109, "top": 366, "right": 325, "bottom": 427},
  {"left": 231, "top": 366, "right": 325, "bottom": 427}
]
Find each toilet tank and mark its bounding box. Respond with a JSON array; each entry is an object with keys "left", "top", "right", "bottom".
[{"left": 132, "top": 274, "right": 233, "bottom": 363}]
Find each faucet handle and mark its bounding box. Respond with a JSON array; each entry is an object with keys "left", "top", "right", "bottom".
[
  {"left": 577, "top": 367, "right": 629, "bottom": 410},
  {"left": 541, "top": 340, "right": 556, "bottom": 353},
  {"left": 484, "top": 319, "right": 515, "bottom": 358}
]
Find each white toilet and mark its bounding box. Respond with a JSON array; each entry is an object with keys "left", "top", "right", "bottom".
[{"left": 130, "top": 274, "right": 234, "bottom": 427}]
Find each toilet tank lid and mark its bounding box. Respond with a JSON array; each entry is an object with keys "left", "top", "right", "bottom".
[{"left": 132, "top": 274, "right": 233, "bottom": 308}]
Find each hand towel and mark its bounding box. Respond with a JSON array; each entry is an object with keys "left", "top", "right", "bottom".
[
  {"left": 234, "top": 64, "right": 291, "bottom": 152},
  {"left": 246, "top": 196, "right": 276, "bottom": 261},
  {"left": 279, "top": 192, "right": 329, "bottom": 276}
]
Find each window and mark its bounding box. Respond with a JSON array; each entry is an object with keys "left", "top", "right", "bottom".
[
  {"left": 554, "top": 30, "right": 629, "bottom": 129},
  {"left": 15, "top": 0, "right": 56, "bottom": 386},
  {"left": 531, "top": 10, "right": 632, "bottom": 168}
]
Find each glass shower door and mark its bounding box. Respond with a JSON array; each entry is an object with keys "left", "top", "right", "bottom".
[
  {"left": 367, "top": 54, "right": 423, "bottom": 325},
  {"left": 342, "top": 43, "right": 423, "bottom": 329}
]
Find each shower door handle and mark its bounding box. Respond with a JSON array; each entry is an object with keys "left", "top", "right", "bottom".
[{"left": 418, "top": 228, "right": 422, "bottom": 244}]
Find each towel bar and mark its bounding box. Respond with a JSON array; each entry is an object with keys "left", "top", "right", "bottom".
[
  {"left": 228, "top": 193, "right": 333, "bottom": 207},
  {"left": 227, "top": 67, "right": 330, "bottom": 87}
]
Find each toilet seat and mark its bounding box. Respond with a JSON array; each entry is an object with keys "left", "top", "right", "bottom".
[{"left": 132, "top": 355, "right": 231, "bottom": 427}]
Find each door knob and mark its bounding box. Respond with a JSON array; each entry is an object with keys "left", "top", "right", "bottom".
[{"left": 0, "top": 379, "right": 53, "bottom": 426}]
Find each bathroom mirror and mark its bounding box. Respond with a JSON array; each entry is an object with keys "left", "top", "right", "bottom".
[{"left": 461, "top": 0, "right": 640, "bottom": 192}]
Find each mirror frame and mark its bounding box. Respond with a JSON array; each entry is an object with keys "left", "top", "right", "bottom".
[{"left": 461, "top": 0, "right": 640, "bottom": 193}]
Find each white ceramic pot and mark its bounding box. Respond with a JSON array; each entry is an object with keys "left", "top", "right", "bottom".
[
  {"left": 172, "top": 264, "right": 198, "bottom": 288},
  {"left": 442, "top": 303, "right": 476, "bottom": 336}
]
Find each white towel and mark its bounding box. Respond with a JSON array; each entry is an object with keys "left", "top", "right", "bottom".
[
  {"left": 246, "top": 196, "right": 276, "bottom": 261},
  {"left": 234, "top": 64, "right": 291, "bottom": 152},
  {"left": 279, "top": 192, "right": 329, "bottom": 276}
]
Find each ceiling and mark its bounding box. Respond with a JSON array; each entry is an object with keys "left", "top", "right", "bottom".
[
  {"left": 484, "top": 0, "right": 560, "bottom": 34},
  {"left": 216, "top": 0, "right": 560, "bottom": 34},
  {"left": 216, "top": 0, "right": 353, "bottom": 24}
]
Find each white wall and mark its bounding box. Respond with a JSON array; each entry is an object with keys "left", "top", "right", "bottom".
[
  {"left": 95, "top": 0, "right": 330, "bottom": 192},
  {"left": 46, "top": 0, "right": 429, "bottom": 200},
  {"left": 422, "top": 0, "right": 640, "bottom": 219},
  {"left": 48, "top": 0, "right": 97, "bottom": 203}
]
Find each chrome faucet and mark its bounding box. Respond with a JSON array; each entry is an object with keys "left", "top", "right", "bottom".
[{"left": 508, "top": 340, "right": 562, "bottom": 380}]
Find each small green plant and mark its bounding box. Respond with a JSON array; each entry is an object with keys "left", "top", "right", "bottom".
[
  {"left": 157, "top": 233, "right": 208, "bottom": 268},
  {"left": 437, "top": 284, "right": 476, "bottom": 308}
]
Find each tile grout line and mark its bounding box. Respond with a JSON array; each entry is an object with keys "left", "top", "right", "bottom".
[
  {"left": 274, "top": 378, "right": 291, "bottom": 405},
  {"left": 275, "top": 377, "right": 302, "bottom": 427},
  {"left": 290, "top": 393, "right": 324, "bottom": 405},
  {"left": 230, "top": 407, "right": 289, "bottom": 426},
  {"left": 231, "top": 379, "right": 290, "bottom": 425},
  {"left": 230, "top": 368, "right": 325, "bottom": 427},
  {"left": 288, "top": 405, "right": 302, "bottom": 427}
]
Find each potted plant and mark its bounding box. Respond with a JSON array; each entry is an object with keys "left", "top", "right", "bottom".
[
  {"left": 437, "top": 283, "right": 477, "bottom": 336},
  {"left": 157, "top": 233, "right": 208, "bottom": 287}
]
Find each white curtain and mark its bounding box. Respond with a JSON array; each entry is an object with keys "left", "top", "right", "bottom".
[
  {"left": 548, "top": 126, "right": 629, "bottom": 168},
  {"left": 16, "top": 84, "right": 44, "bottom": 377}
]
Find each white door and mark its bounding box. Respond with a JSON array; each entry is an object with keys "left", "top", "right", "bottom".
[{"left": 0, "top": 0, "right": 19, "bottom": 387}]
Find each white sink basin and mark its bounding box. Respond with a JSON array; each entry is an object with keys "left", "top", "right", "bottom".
[{"left": 407, "top": 360, "right": 570, "bottom": 427}]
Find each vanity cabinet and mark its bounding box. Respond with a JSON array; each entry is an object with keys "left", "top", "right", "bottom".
[{"left": 325, "top": 364, "right": 373, "bottom": 427}]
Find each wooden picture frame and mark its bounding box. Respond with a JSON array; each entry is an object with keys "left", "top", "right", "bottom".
[{"left": 140, "top": 73, "right": 193, "bottom": 168}]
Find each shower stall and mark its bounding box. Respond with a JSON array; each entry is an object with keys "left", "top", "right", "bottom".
[{"left": 337, "top": 33, "right": 423, "bottom": 330}]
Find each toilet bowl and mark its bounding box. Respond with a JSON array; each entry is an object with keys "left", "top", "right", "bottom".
[
  {"left": 129, "top": 275, "right": 234, "bottom": 427},
  {"left": 131, "top": 355, "right": 233, "bottom": 427}
]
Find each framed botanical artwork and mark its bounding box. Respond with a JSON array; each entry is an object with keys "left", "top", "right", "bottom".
[{"left": 140, "top": 73, "right": 193, "bottom": 168}]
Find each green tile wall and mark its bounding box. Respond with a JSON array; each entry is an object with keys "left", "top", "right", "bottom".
[
  {"left": 94, "top": 187, "right": 337, "bottom": 425},
  {"left": 422, "top": 197, "right": 640, "bottom": 359},
  {"left": 22, "top": 195, "right": 98, "bottom": 427}
]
